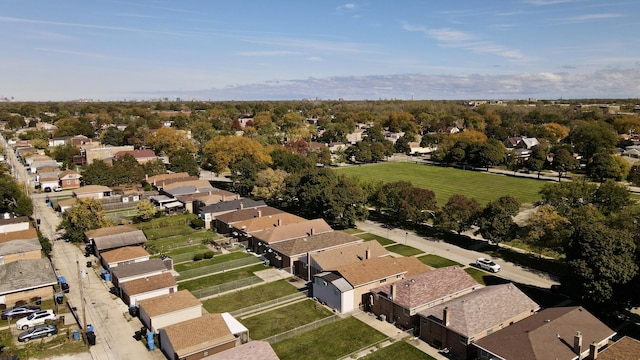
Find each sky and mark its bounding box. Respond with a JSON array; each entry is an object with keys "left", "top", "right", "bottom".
[{"left": 1, "top": 0, "right": 639, "bottom": 101}]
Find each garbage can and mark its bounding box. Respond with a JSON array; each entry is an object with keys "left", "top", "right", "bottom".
[
  {"left": 87, "top": 331, "right": 96, "bottom": 346},
  {"left": 147, "top": 331, "right": 155, "bottom": 351},
  {"left": 73, "top": 329, "right": 79, "bottom": 341},
  {"left": 35, "top": 297, "right": 42, "bottom": 305},
  {"left": 129, "top": 306, "right": 138, "bottom": 317},
  {"left": 56, "top": 293, "right": 64, "bottom": 304},
  {"left": 87, "top": 324, "right": 94, "bottom": 333},
  {"left": 104, "top": 273, "right": 111, "bottom": 282},
  {"left": 58, "top": 315, "right": 65, "bottom": 325}
]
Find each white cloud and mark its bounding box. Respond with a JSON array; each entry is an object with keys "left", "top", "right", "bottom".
[
  {"left": 235, "top": 50, "right": 301, "bottom": 57},
  {"left": 560, "top": 13, "right": 624, "bottom": 23}
]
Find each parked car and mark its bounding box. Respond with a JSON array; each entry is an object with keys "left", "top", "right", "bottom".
[
  {"left": 53, "top": 185, "right": 62, "bottom": 192},
  {"left": 476, "top": 257, "right": 501, "bottom": 272},
  {"left": 1, "top": 306, "right": 40, "bottom": 320},
  {"left": 16, "top": 310, "right": 56, "bottom": 330},
  {"left": 17, "top": 324, "right": 58, "bottom": 342}
]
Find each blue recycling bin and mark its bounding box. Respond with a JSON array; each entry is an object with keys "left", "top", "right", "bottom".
[
  {"left": 87, "top": 324, "right": 94, "bottom": 332},
  {"left": 73, "top": 329, "right": 79, "bottom": 341},
  {"left": 147, "top": 332, "right": 155, "bottom": 351}
]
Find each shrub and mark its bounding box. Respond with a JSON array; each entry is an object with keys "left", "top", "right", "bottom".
[
  {"left": 190, "top": 218, "right": 205, "bottom": 229},
  {"left": 193, "top": 253, "right": 204, "bottom": 261},
  {"left": 203, "top": 251, "right": 214, "bottom": 259}
]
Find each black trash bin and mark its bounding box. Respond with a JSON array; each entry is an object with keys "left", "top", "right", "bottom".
[
  {"left": 129, "top": 306, "right": 139, "bottom": 317},
  {"left": 87, "top": 331, "right": 96, "bottom": 346}
]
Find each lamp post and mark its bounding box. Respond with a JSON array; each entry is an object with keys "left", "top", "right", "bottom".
[
  {"left": 405, "top": 232, "right": 408, "bottom": 245},
  {"left": 76, "top": 258, "right": 88, "bottom": 346}
]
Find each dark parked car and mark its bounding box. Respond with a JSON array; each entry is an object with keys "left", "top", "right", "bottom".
[
  {"left": 17, "top": 324, "right": 58, "bottom": 342},
  {"left": 1, "top": 306, "right": 40, "bottom": 320}
]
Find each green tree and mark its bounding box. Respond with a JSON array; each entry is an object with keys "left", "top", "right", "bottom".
[
  {"left": 526, "top": 147, "right": 547, "bottom": 179},
  {"left": 82, "top": 160, "right": 114, "bottom": 186},
  {"left": 570, "top": 121, "right": 618, "bottom": 164},
  {"left": 100, "top": 127, "right": 124, "bottom": 146},
  {"left": 168, "top": 150, "right": 200, "bottom": 177},
  {"left": 57, "top": 198, "right": 114, "bottom": 243},
  {"left": 589, "top": 151, "right": 630, "bottom": 182},
  {"left": 551, "top": 148, "right": 578, "bottom": 181},
  {"left": 0, "top": 173, "right": 33, "bottom": 216},
  {"left": 593, "top": 179, "right": 632, "bottom": 216},
  {"left": 523, "top": 205, "right": 571, "bottom": 256},
  {"left": 564, "top": 220, "right": 637, "bottom": 305},
  {"left": 48, "top": 143, "right": 81, "bottom": 170},
  {"left": 112, "top": 154, "right": 144, "bottom": 185},
  {"left": 467, "top": 139, "right": 505, "bottom": 170},
  {"left": 142, "top": 159, "right": 167, "bottom": 177},
  {"left": 475, "top": 195, "right": 520, "bottom": 245},
  {"left": 434, "top": 194, "right": 482, "bottom": 234},
  {"left": 136, "top": 201, "right": 156, "bottom": 221}
]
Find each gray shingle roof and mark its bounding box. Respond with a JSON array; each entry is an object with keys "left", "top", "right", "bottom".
[
  {"left": 0, "top": 259, "right": 58, "bottom": 294},
  {"left": 0, "top": 238, "right": 42, "bottom": 256},
  {"left": 111, "top": 259, "right": 167, "bottom": 280}
]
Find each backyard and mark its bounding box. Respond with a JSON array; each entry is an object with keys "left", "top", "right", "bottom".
[
  {"left": 272, "top": 317, "right": 387, "bottom": 360},
  {"left": 178, "top": 263, "right": 266, "bottom": 292},
  {"left": 362, "top": 341, "right": 436, "bottom": 360},
  {"left": 334, "top": 162, "right": 545, "bottom": 206},
  {"left": 202, "top": 279, "right": 301, "bottom": 313}
]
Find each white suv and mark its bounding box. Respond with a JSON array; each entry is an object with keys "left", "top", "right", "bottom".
[
  {"left": 16, "top": 309, "right": 56, "bottom": 330},
  {"left": 476, "top": 258, "right": 501, "bottom": 273}
]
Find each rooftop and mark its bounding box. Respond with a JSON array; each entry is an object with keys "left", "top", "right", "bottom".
[
  {"left": 100, "top": 246, "right": 149, "bottom": 264},
  {"left": 111, "top": 258, "right": 167, "bottom": 280},
  {"left": 161, "top": 313, "right": 236, "bottom": 357},
  {"left": 201, "top": 340, "right": 279, "bottom": 360},
  {"left": 137, "top": 290, "right": 201, "bottom": 318},
  {"left": 334, "top": 256, "right": 430, "bottom": 287},
  {"left": 0, "top": 228, "right": 38, "bottom": 244},
  {"left": 250, "top": 218, "right": 331, "bottom": 242},
  {"left": 269, "top": 231, "right": 362, "bottom": 256},
  {"left": 120, "top": 272, "right": 176, "bottom": 296},
  {"left": 0, "top": 259, "right": 58, "bottom": 294},
  {"left": 310, "top": 241, "right": 390, "bottom": 269},
  {"left": 232, "top": 213, "right": 307, "bottom": 234}
]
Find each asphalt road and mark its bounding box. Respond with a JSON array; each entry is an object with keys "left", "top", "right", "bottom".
[{"left": 356, "top": 220, "right": 559, "bottom": 289}]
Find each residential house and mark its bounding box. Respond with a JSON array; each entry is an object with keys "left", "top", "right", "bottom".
[
  {"left": 596, "top": 336, "right": 640, "bottom": 360},
  {"left": 0, "top": 215, "right": 30, "bottom": 233},
  {"left": 313, "top": 256, "right": 430, "bottom": 314},
  {"left": 214, "top": 206, "right": 284, "bottom": 235},
  {"left": 110, "top": 258, "right": 169, "bottom": 288},
  {"left": 309, "top": 241, "right": 390, "bottom": 280},
  {"left": 0, "top": 228, "right": 41, "bottom": 264},
  {"left": 113, "top": 149, "right": 159, "bottom": 164},
  {"left": 58, "top": 170, "right": 82, "bottom": 189},
  {"left": 145, "top": 172, "right": 191, "bottom": 189},
  {"left": 120, "top": 272, "right": 177, "bottom": 306},
  {"left": 0, "top": 259, "right": 58, "bottom": 307},
  {"left": 57, "top": 198, "right": 77, "bottom": 213},
  {"left": 247, "top": 218, "right": 331, "bottom": 253},
  {"left": 39, "top": 176, "right": 60, "bottom": 192},
  {"left": 100, "top": 246, "right": 150, "bottom": 270},
  {"left": 158, "top": 313, "right": 249, "bottom": 360},
  {"left": 267, "top": 231, "right": 363, "bottom": 278},
  {"left": 138, "top": 290, "right": 202, "bottom": 334},
  {"left": 176, "top": 190, "right": 238, "bottom": 214},
  {"left": 85, "top": 225, "right": 147, "bottom": 256},
  {"left": 473, "top": 306, "right": 615, "bottom": 360},
  {"left": 201, "top": 340, "right": 279, "bottom": 360},
  {"left": 73, "top": 185, "right": 112, "bottom": 199},
  {"left": 370, "top": 266, "right": 482, "bottom": 332},
  {"left": 48, "top": 137, "right": 67, "bottom": 147},
  {"left": 199, "top": 199, "right": 266, "bottom": 230},
  {"left": 84, "top": 145, "right": 134, "bottom": 165},
  {"left": 161, "top": 179, "right": 216, "bottom": 198}
]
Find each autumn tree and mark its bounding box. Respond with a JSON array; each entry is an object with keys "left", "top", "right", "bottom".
[
  {"left": 475, "top": 195, "right": 520, "bottom": 245},
  {"left": 523, "top": 205, "right": 571, "bottom": 256},
  {"left": 202, "top": 136, "right": 272, "bottom": 175},
  {"left": 136, "top": 201, "right": 157, "bottom": 221},
  {"left": 146, "top": 127, "right": 197, "bottom": 158},
  {"left": 57, "top": 198, "right": 114, "bottom": 243},
  {"left": 252, "top": 168, "right": 289, "bottom": 202}
]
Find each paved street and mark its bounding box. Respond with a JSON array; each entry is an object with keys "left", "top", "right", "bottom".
[{"left": 356, "top": 220, "right": 558, "bottom": 289}]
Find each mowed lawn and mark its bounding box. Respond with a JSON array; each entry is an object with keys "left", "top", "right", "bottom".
[
  {"left": 202, "top": 280, "right": 300, "bottom": 313},
  {"left": 241, "top": 299, "right": 333, "bottom": 340},
  {"left": 334, "top": 162, "right": 545, "bottom": 206},
  {"left": 272, "top": 317, "right": 386, "bottom": 360}
]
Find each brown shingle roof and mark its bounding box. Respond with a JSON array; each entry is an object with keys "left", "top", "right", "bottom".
[
  {"left": 269, "top": 231, "right": 362, "bottom": 256},
  {"left": 162, "top": 313, "right": 235, "bottom": 357},
  {"left": 86, "top": 224, "right": 141, "bottom": 239},
  {"left": 146, "top": 172, "right": 189, "bottom": 184},
  {"left": 372, "top": 266, "right": 481, "bottom": 310},
  {"left": 598, "top": 336, "right": 640, "bottom": 360},
  {"left": 419, "top": 283, "right": 539, "bottom": 337},
  {"left": 311, "top": 241, "right": 390, "bottom": 270},
  {"left": 73, "top": 185, "right": 111, "bottom": 194},
  {"left": 138, "top": 290, "right": 201, "bottom": 317},
  {"left": 232, "top": 213, "right": 307, "bottom": 234},
  {"left": 201, "top": 340, "right": 279, "bottom": 360},
  {"left": 0, "top": 228, "right": 38, "bottom": 244},
  {"left": 334, "top": 256, "right": 430, "bottom": 287},
  {"left": 250, "top": 218, "right": 332, "bottom": 243},
  {"left": 111, "top": 258, "right": 168, "bottom": 279},
  {"left": 0, "top": 216, "right": 30, "bottom": 226},
  {"left": 474, "top": 306, "right": 615, "bottom": 360},
  {"left": 162, "top": 179, "right": 213, "bottom": 191},
  {"left": 100, "top": 246, "right": 150, "bottom": 264},
  {"left": 120, "top": 272, "right": 176, "bottom": 296},
  {"left": 216, "top": 206, "right": 284, "bottom": 225}
]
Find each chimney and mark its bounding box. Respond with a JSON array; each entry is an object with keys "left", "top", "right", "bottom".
[
  {"left": 574, "top": 331, "right": 583, "bottom": 355},
  {"left": 589, "top": 342, "right": 598, "bottom": 360},
  {"left": 390, "top": 284, "right": 396, "bottom": 300},
  {"left": 257, "top": 210, "right": 262, "bottom": 218},
  {"left": 239, "top": 202, "right": 244, "bottom": 210},
  {"left": 443, "top": 307, "right": 450, "bottom": 326},
  {"left": 277, "top": 218, "right": 282, "bottom": 226},
  {"left": 310, "top": 227, "right": 315, "bottom": 235},
  {"left": 365, "top": 247, "right": 371, "bottom": 260},
  {"left": 222, "top": 194, "right": 225, "bottom": 202}
]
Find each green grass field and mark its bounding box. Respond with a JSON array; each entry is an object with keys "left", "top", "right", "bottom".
[
  {"left": 357, "top": 232, "right": 396, "bottom": 246},
  {"left": 178, "top": 263, "right": 266, "bottom": 292},
  {"left": 335, "top": 162, "right": 546, "bottom": 206},
  {"left": 272, "top": 317, "right": 386, "bottom": 360},
  {"left": 362, "top": 341, "right": 436, "bottom": 360},
  {"left": 241, "top": 299, "right": 333, "bottom": 340},
  {"left": 418, "top": 254, "right": 463, "bottom": 268},
  {"left": 174, "top": 251, "right": 252, "bottom": 272},
  {"left": 202, "top": 279, "right": 301, "bottom": 313},
  {"left": 386, "top": 244, "right": 425, "bottom": 257}
]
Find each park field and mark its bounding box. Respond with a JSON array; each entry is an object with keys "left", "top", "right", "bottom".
[{"left": 334, "top": 162, "right": 546, "bottom": 206}]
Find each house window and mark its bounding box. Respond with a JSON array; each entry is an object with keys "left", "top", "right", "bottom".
[{"left": 322, "top": 281, "right": 328, "bottom": 286}]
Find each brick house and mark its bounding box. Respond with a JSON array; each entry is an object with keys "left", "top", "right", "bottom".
[
  {"left": 419, "top": 283, "right": 539, "bottom": 360},
  {"left": 369, "top": 266, "right": 481, "bottom": 332}
]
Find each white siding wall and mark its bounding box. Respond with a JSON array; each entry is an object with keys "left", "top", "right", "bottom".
[
  {"left": 129, "top": 286, "right": 177, "bottom": 306},
  {"left": 312, "top": 279, "right": 344, "bottom": 313},
  {"left": 148, "top": 306, "right": 202, "bottom": 333}
]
